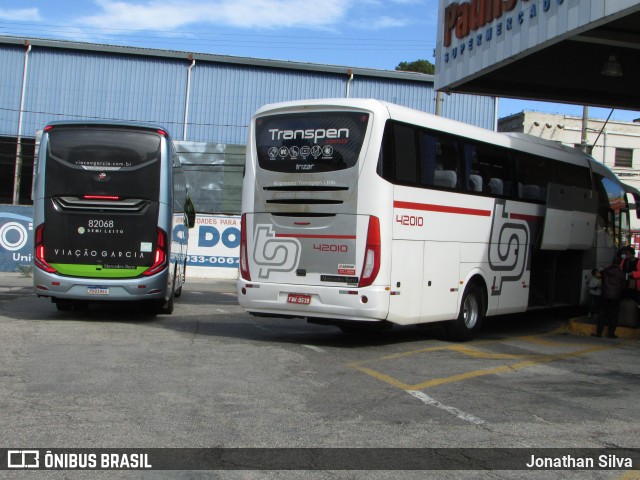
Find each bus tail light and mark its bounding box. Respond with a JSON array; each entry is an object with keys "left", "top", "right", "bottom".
[
  {"left": 359, "top": 216, "right": 381, "bottom": 288},
  {"left": 143, "top": 228, "right": 168, "bottom": 276},
  {"left": 239, "top": 213, "right": 251, "bottom": 281},
  {"left": 34, "top": 224, "right": 57, "bottom": 273}
]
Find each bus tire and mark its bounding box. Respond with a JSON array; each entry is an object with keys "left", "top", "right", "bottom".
[
  {"left": 445, "top": 283, "right": 484, "bottom": 341},
  {"left": 158, "top": 290, "right": 174, "bottom": 315}
]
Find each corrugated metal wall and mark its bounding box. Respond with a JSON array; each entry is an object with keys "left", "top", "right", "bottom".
[
  {"left": 187, "top": 64, "right": 345, "bottom": 143},
  {"left": 0, "top": 38, "right": 496, "bottom": 146},
  {"left": 0, "top": 44, "right": 24, "bottom": 136},
  {"left": 21, "top": 47, "right": 188, "bottom": 139}
]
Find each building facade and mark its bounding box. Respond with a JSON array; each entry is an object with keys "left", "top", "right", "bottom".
[
  {"left": 499, "top": 110, "right": 640, "bottom": 230},
  {"left": 0, "top": 35, "right": 498, "bottom": 206}
]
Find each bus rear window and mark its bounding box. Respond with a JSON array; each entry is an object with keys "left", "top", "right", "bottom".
[
  {"left": 44, "top": 127, "right": 162, "bottom": 200},
  {"left": 255, "top": 112, "right": 369, "bottom": 173},
  {"left": 48, "top": 128, "right": 161, "bottom": 170}
]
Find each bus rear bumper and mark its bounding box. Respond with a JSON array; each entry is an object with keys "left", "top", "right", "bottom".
[
  {"left": 34, "top": 269, "right": 169, "bottom": 302},
  {"left": 237, "top": 280, "right": 389, "bottom": 322}
]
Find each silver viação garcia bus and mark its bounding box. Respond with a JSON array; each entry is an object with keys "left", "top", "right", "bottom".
[{"left": 33, "top": 121, "right": 195, "bottom": 313}]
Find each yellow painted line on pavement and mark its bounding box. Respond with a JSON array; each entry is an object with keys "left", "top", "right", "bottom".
[
  {"left": 447, "top": 344, "right": 543, "bottom": 360},
  {"left": 618, "top": 471, "right": 640, "bottom": 480},
  {"left": 346, "top": 337, "right": 507, "bottom": 368},
  {"left": 349, "top": 337, "right": 630, "bottom": 391},
  {"left": 352, "top": 366, "right": 413, "bottom": 390},
  {"left": 518, "top": 334, "right": 571, "bottom": 346}
]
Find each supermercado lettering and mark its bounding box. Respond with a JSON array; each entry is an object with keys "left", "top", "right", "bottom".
[
  {"left": 442, "top": 0, "right": 565, "bottom": 63},
  {"left": 268, "top": 127, "right": 349, "bottom": 144}
]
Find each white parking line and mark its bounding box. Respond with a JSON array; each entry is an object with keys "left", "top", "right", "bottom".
[
  {"left": 406, "top": 390, "right": 486, "bottom": 425},
  {"left": 302, "top": 344, "right": 326, "bottom": 353}
]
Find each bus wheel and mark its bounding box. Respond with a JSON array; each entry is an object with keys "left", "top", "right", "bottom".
[
  {"left": 156, "top": 278, "right": 176, "bottom": 315},
  {"left": 174, "top": 285, "right": 183, "bottom": 298},
  {"left": 445, "top": 283, "right": 483, "bottom": 341},
  {"left": 156, "top": 292, "right": 174, "bottom": 315}
]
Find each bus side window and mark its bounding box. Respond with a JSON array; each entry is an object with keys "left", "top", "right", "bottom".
[
  {"left": 516, "top": 153, "right": 554, "bottom": 202},
  {"left": 463, "top": 140, "right": 512, "bottom": 197},
  {"left": 391, "top": 123, "right": 419, "bottom": 185},
  {"left": 419, "top": 130, "right": 460, "bottom": 191}
]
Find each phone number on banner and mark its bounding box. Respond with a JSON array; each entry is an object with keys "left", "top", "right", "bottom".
[{"left": 187, "top": 255, "right": 239, "bottom": 268}]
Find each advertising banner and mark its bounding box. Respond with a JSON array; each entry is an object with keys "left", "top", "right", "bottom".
[
  {"left": 0, "top": 207, "right": 239, "bottom": 279},
  {"left": 0, "top": 205, "right": 33, "bottom": 274},
  {"left": 185, "top": 214, "right": 240, "bottom": 279}
]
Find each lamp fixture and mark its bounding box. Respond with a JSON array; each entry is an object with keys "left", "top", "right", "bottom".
[{"left": 601, "top": 55, "right": 623, "bottom": 77}]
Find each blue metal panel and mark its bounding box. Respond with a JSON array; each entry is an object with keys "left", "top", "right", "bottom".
[
  {"left": 351, "top": 76, "right": 495, "bottom": 128},
  {"left": 0, "top": 38, "right": 496, "bottom": 145},
  {"left": 351, "top": 77, "right": 435, "bottom": 115},
  {"left": 0, "top": 45, "right": 26, "bottom": 137},
  {"left": 21, "top": 47, "right": 188, "bottom": 139},
  {"left": 188, "top": 64, "right": 344, "bottom": 144},
  {"left": 442, "top": 92, "right": 496, "bottom": 128}
]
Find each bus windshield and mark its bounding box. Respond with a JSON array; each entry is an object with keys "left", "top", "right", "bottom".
[
  {"left": 45, "top": 127, "right": 161, "bottom": 200},
  {"left": 255, "top": 112, "right": 369, "bottom": 173}
]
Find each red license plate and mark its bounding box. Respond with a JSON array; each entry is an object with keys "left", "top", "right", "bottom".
[{"left": 287, "top": 293, "right": 311, "bottom": 305}]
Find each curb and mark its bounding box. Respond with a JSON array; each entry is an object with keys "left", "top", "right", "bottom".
[{"left": 567, "top": 316, "right": 640, "bottom": 339}]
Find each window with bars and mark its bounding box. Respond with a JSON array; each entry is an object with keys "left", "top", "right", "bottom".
[{"left": 614, "top": 148, "right": 633, "bottom": 168}]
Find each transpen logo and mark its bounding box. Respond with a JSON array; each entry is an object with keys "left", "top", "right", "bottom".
[
  {"left": 268, "top": 127, "right": 350, "bottom": 144},
  {"left": 253, "top": 224, "right": 300, "bottom": 279}
]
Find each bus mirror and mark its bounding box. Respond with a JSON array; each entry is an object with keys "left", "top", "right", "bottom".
[{"left": 185, "top": 197, "right": 196, "bottom": 229}]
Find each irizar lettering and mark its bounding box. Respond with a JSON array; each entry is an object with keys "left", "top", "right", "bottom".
[{"left": 268, "top": 128, "right": 349, "bottom": 144}]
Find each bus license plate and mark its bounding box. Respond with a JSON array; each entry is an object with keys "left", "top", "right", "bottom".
[
  {"left": 87, "top": 286, "right": 109, "bottom": 295},
  {"left": 287, "top": 293, "right": 311, "bottom": 305}
]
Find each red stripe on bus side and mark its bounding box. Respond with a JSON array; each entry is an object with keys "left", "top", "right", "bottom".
[
  {"left": 276, "top": 234, "right": 357, "bottom": 239},
  {"left": 394, "top": 200, "right": 491, "bottom": 217}
]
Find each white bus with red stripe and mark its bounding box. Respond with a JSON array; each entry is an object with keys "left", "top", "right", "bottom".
[{"left": 237, "top": 99, "right": 635, "bottom": 339}]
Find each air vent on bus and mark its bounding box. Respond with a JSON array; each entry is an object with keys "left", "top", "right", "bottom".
[
  {"left": 265, "top": 199, "right": 343, "bottom": 205},
  {"left": 263, "top": 186, "right": 349, "bottom": 192},
  {"left": 271, "top": 213, "right": 336, "bottom": 218},
  {"left": 53, "top": 196, "right": 150, "bottom": 213}
]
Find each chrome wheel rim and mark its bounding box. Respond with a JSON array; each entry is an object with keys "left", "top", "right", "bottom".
[{"left": 463, "top": 294, "right": 479, "bottom": 329}]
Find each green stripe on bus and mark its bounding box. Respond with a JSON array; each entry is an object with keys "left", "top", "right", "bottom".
[{"left": 51, "top": 264, "right": 147, "bottom": 278}]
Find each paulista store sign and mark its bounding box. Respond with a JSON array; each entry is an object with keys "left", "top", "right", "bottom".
[{"left": 435, "top": 0, "right": 640, "bottom": 94}]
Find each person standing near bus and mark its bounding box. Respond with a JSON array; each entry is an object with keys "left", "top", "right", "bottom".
[
  {"left": 587, "top": 268, "right": 602, "bottom": 319},
  {"left": 594, "top": 258, "right": 625, "bottom": 338}
]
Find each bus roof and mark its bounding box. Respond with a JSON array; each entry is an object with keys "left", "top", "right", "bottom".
[{"left": 44, "top": 120, "right": 172, "bottom": 136}]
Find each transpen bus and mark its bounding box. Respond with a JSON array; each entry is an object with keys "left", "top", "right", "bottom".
[
  {"left": 237, "top": 98, "right": 639, "bottom": 339},
  {"left": 33, "top": 121, "right": 195, "bottom": 313}
]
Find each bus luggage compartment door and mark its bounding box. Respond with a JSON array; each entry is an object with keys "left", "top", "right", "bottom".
[{"left": 541, "top": 184, "right": 597, "bottom": 250}]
